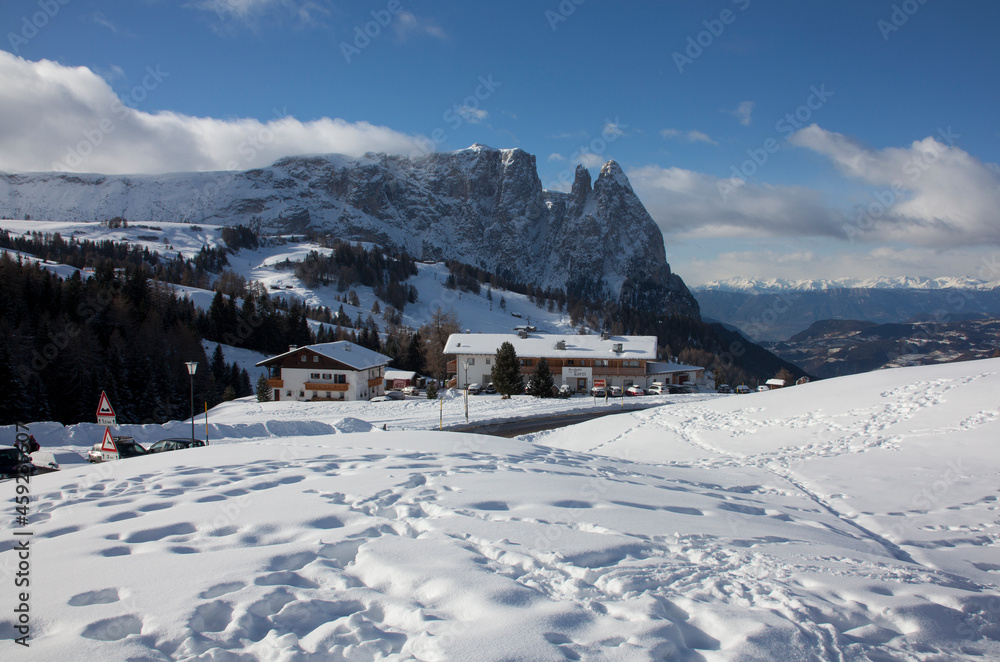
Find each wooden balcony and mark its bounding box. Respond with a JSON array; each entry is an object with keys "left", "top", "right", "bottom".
[
  {"left": 305, "top": 382, "right": 349, "bottom": 392},
  {"left": 267, "top": 379, "right": 284, "bottom": 388},
  {"left": 367, "top": 377, "right": 383, "bottom": 387}
]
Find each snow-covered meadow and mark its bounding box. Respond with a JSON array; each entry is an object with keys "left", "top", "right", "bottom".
[{"left": 2, "top": 359, "right": 999, "bottom": 660}]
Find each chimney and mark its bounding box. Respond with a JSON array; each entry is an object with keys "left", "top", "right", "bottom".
[
  {"left": 600, "top": 331, "right": 610, "bottom": 341},
  {"left": 555, "top": 340, "right": 566, "bottom": 350},
  {"left": 613, "top": 343, "right": 623, "bottom": 353},
  {"left": 289, "top": 345, "right": 298, "bottom": 352},
  {"left": 518, "top": 329, "right": 528, "bottom": 339}
]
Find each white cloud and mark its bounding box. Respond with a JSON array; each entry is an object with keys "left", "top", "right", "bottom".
[
  {"left": 0, "top": 52, "right": 426, "bottom": 174},
  {"left": 728, "top": 100, "right": 754, "bottom": 126},
  {"left": 576, "top": 152, "right": 604, "bottom": 168},
  {"left": 791, "top": 125, "right": 1000, "bottom": 247},
  {"left": 188, "top": 0, "right": 328, "bottom": 31},
  {"left": 627, "top": 164, "right": 843, "bottom": 240},
  {"left": 548, "top": 153, "right": 567, "bottom": 162},
  {"left": 393, "top": 11, "right": 447, "bottom": 41},
  {"left": 602, "top": 121, "right": 626, "bottom": 138},
  {"left": 660, "top": 128, "right": 717, "bottom": 145},
  {"left": 456, "top": 105, "right": 488, "bottom": 124}
]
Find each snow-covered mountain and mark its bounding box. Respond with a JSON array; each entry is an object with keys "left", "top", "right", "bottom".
[
  {"left": 0, "top": 145, "right": 698, "bottom": 317},
  {"left": 697, "top": 275, "right": 1000, "bottom": 293}
]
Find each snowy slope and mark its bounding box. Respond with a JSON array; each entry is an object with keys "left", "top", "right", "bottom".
[
  {"left": 2, "top": 359, "right": 999, "bottom": 659},
  {"left": 0, "top": 218, "right": 580, "bottom": 335}
]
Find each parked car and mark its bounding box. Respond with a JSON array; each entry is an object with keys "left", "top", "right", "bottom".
[
  {"left": 757, "top": 385, "right": 770, "bottom": 392},
  {"left": 467, "top": 383, "right": 482, "bottom": 395},
  {"left": 484, "top": 383, "right": 497, "bottom": 394},
  {"left": 147, "top": 438, "right": 206, "bottom": 454},
  {"left": 735, "top": 385, "right": 752, "bottom": 394},
  {"left": 88, "top": 437, "right": 147, "bottom": 463},
  {"left": 0, "top": 447, "right": 37, "bottom": 479},
  {"left": 626, "top": 385, "right": 646, "bottom": 396},
  {"left": 402, "top": 385, "right": 420, "bottom": 396},
  {"left": 666, "top": 384, "right": 684, "bottom": 394},
  {"left": 590, "top": 386, "right": 606, "bottom": 397},
  {"left": 717, "top": 384, "right": 732, "bottom": 394},
  {"left": 608, "top": 385, "right": 623, "bottom": 397},
  {"left": 681, "top": 384, "right": 699, "bottom": 393},
  {"left": 371, "top": 390, "right": 405, "bottom": 402},
  {"left": 646, "top": 384, "right": 664, "bottom": 395}
]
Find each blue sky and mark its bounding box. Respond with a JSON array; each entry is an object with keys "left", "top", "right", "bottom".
[{"left": 2, "top": 0, "right": 999, "bottom": 285}]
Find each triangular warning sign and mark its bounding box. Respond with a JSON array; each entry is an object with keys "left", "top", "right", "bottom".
[
  {"left": 97, "top": 391, "right": 116, "bottom": 418},
  {"left": 100, "top": 427, "right": 117, "bottom": 452}
]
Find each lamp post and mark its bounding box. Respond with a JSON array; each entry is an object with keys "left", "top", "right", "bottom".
[
  {"left": 462, "top": 359, "right": 469, "bottom": 423},
  {"left": 185, "top": 362, "right": 198, "bottom": 443}
]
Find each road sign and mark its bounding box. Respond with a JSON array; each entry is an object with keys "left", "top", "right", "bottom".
[
  {"left": 593, "top": 379, "right": 606, "bottom": 388},
  {"left": 100, "top": 427, "right": 117, "bottom": 452},
  {"left": 96, "top": 391, "right": 117, "bottom": 426}
]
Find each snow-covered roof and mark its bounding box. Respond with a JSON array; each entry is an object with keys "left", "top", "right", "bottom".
[
  {"left": 646, "top": 361, "right": 704, "bottom": 375},
  {"left": 385, "top": 369, "right": 418, "bottom": 380},
  {"left": 256, "top": 341, "right": 391, "bottom": 371},
  {"left": 444, "top": 333, "right": 657, "bottom": 360},
  {"left": 766, "top": 378, "right": 786, "bottom": 386}
]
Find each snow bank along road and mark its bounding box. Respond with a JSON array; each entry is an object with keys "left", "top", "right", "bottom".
[{"left": 1, "top": 359, "right": 999, "bottom": 660}]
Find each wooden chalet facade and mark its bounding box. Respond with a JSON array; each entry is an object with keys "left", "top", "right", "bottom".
[{"left": 256, "top": 342, "right": 390, "bottom": 402}]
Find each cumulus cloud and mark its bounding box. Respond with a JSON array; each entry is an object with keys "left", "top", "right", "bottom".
[
  {"left": 627, "top": 164, "right": 843, "bottom": 240},
  {"left": 660, "top": 128, "right": 717, "bottom": 145},
  {"left": 791, "top": 125, "right": 1000, "bottom": 246},
  {"left": 0, "top": 52, "right": 426, "bottom": 174}
]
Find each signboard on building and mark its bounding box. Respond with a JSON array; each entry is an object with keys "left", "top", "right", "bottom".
[
  {"left": 393, "top": 379, "right": 408, "bottom": 389},
  {"left": 593, "top": 379, "right": 606, "bottom": 389}
]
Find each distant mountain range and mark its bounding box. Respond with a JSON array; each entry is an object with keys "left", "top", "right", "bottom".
[
  {"left": 694, "top": 278, "right": 1000, "bottom": 341},
  {"left": 698, "top": 276, "right": 1000, "bottom": 293},
  {"left": 764, "top": 318, "right": 1000, "bottom": 379},
  {"left": 0, "top": 145, "right": 698, "bottom": 318}
]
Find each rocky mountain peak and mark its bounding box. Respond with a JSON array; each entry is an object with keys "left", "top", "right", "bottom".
[{"left": 0, "top": 148, "right": 700, "bottom": 318}]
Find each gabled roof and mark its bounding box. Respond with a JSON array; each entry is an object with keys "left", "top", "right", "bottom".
[
  {"left": 385, "top": 369, "right": 418, "bottom": 380},
  {"left": 256, "top": 342, "right": 391, "bottom": 371},
  {"left": 443, "top": 333, "right": 657, "bottom": 360}
]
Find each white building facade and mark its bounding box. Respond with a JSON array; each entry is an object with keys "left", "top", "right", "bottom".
[
  {"left": 443, "top": 332, "right": 704, "bottom": 392},
  {"left": 256, "top": 342, "right": 390, "bottom": 402}
]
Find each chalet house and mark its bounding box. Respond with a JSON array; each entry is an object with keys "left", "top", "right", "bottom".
[
  {"left": 443, "top": 332, "right": 704, "bottom": 392},
  {"left": 256, "top": 342, "right": 390, "bottom": 402},
  {"left": 384, "top": 369, "right": 420, "bottom": 390}
]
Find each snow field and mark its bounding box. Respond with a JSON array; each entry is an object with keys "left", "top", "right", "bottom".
[{"left": 1, "top": 359, "right": 998, "bottom": 659}]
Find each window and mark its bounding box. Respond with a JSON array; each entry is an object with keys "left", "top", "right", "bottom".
[
  {"left": 567, "top": 360, "right": 575, "bottom": 366},
  {"left": 486, "top": 358, "right": 491, "bottom": 365},
  {"left": 595, "top": 360, "right": 609, "bottom": 367},
  {"left": 313, "top": 356, "right": 319, "bottom": 362},
  {"left": 311, "top": 373, "right": 321, "bottom": 379},
  {"left": 334, "top": 374, "right": 346, "bottom": 384},
  {"left": 624, "top": 360, "right": 641, "bottom": 368},
  {"left": 520, "top": 358, "right": 533, "bottom": 367},
  {"left": 467, "top": 358, "right": 475, "bottom": 365},
  {"left": 300, "top": 355, "right": 306, "bottom": 362},
  {"left": 299, "top": 391, "right": 305, "bottom": 398},
  {"left": 322, "top": 373, "right": 332, "bottom": 379},
  {"left": 286, "top": 390, "right": 292, "bottom": 396}
]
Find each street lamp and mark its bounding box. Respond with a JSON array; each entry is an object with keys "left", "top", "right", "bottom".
[
  {"left": 185, "top": 362, "right": 198, "bottom": 443},
  {"left": 462, "top": 359, "right": 469, "bottom": 423}
]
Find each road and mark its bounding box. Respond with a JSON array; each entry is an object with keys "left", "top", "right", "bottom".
[{"left": 445, "top": 402, "right": 663, "bottom": 438}]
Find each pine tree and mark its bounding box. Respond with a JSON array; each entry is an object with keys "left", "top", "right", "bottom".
[
  {"left": 491, "top": 341, "right": 522, "bottom": 399},
  {"left": 425, "top": 380, "right": 439, "bottom": 399},
  {"left": 255, "top": 373, "right": 273, "bottom": 402},
  {"left": 530, "top": 357, "right": 555, "bottom": 397}
]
